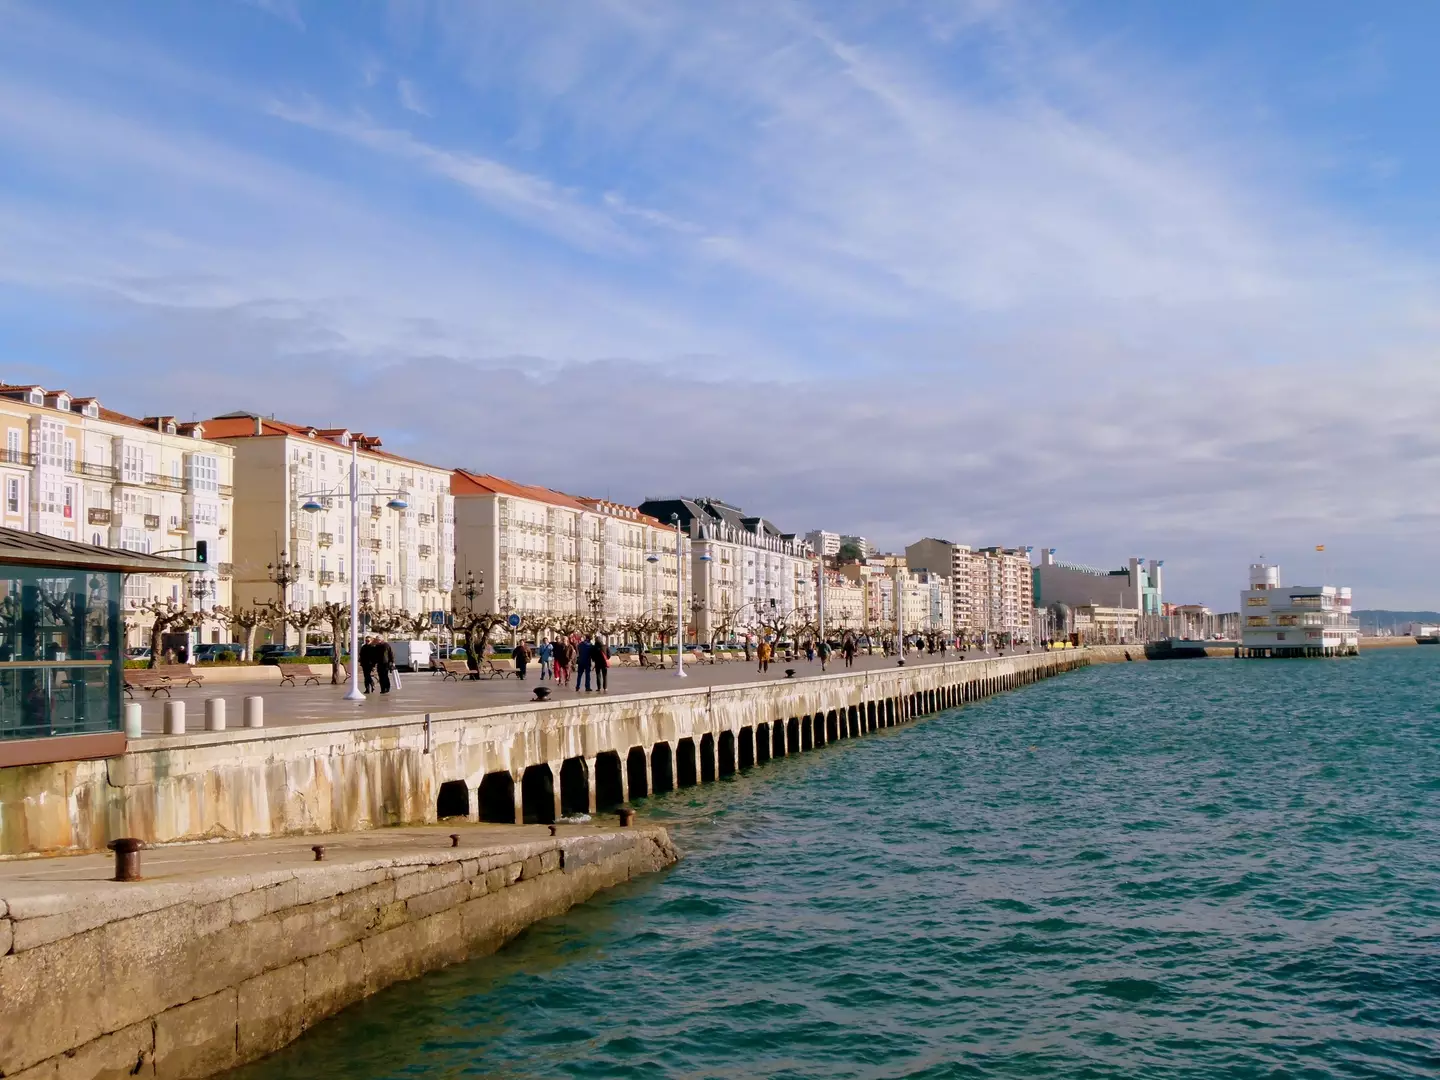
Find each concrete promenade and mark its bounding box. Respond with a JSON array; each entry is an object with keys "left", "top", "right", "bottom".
[
  {"left": 2, "top": 648, "right": 1089, "bottom": 858},
  {"left": 126, "top": 647, "right": 1031, "bottom": 734}
]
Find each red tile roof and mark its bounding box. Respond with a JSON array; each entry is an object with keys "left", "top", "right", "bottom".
[
  {"left": 450, "top": 469, "right": 589, "bottom": 510},
  {"left": 200, "top": 414, "right": 449, "bottom": 473}
]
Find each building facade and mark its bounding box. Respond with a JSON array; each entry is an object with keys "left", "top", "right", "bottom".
[
  {"left": 0, "top": 386, "right": 235, "bottom": 646},
  {"left": 204, "top": 415, "right": 454, "bottom": 627},
  {"left": 906, "top": 538, "right": 1031, "bottom": 640},
  {"left": 1034, "top": 548, "right": 1163, "bottom": 616},
  {"left": 804, "top": 530, "right": 841, "bottom": 558},
  {"left": 1240, "top": 563, "right": 1358, "bottom": 657},
  {"left": 452, "top": 473, "right": 685, "bottom": 626},
  {"left": 639, "top": 497, "right": 813, "bottom": 642}
]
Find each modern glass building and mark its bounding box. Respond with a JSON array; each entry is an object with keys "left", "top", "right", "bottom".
[{"left": 0, "top": 528, "right": 202, "bottom": 767}]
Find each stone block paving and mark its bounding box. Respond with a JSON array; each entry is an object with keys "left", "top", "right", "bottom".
[{"left": 130, "top": 648, "right": 1027, "bottom": 735}]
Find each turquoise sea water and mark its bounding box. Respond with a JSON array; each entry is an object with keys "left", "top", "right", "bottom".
[{"left": 234, "top": 650, "right": 1440, "bottom": 1079}]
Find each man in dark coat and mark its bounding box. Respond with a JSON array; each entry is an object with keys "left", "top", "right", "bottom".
[
  {"left": 593, "top": 637, "right": 609, "bottom": 691},
  {"left": 377, "top": 638, "right": 395, "bottom": 694},
  {"left": 359, "top": 636, "right": 378, "bottom": 693},
  {"left": 574, "top": 636, "right": 593, "bottom": 691}
]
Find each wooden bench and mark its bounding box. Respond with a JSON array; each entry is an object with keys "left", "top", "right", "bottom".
[
  {"left": 480, "top": 657, "right": 520, "bottom": 680},
  {"left": 124, "top": 670, "right": 173, "bottom": 698},
  {"left": 434, "top": 659, "right": 476, "bottom": 681},
  {"left": 279, "top": 663, "right": 346, "bottom": 687},
  {"left": 155, "top": 664, "right": 205, "bottom": 688}
]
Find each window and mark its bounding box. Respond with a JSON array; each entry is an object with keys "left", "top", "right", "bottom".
[
  {"left": 1246, "top": 616, "right": 1269, "bottom": 627},
  {"left": 6, "top": 478, "right": 18, "bottom": 514},
  {"left": 63, "top": 486, "right": 73, "bottom": 518},
  {"left": 39, "top": 419, "right": 63, "bottom": 467},
  {"left": 121, "top": 445, "right": 144, "bottom": 483},
  {"left": 185, "top": 453, "right": 218, "bottom": 493},
  {"left": 1276, "top": 614, "right": 1299, "bottom": 626},
  {"left": 1246, "top": 596, "right": 1268, "bottom": 607},
  {"left": 64, "top": 439, "right": 75, "bottom": 470},
  {"left": 5, "top": 429, "right": 19, "bottom": 463},
  {"left": 92, "top": 531, "right": 102, "bottom": 546}
]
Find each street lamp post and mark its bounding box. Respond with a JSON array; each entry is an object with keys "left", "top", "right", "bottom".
[
  {"left": 266, "top": 551, "right": 300, "bottom": 647},
  {"left": 671, "top": 514, "right": 686, "bottom": 678},
  {"left": 298, "top": 437, "right": 409, "bottom": 703}
]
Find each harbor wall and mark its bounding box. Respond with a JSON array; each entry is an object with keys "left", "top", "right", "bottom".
[
  {"left": 0, "top": 827, "right": 675, "bottom": 1080},
  {"left": 1, "top": 651, "right": 1086, "bottom": 858}
]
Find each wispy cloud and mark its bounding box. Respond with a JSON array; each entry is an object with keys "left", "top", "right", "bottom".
[{"left": 395, "top": 76, "right": 429, "bottom": 116}]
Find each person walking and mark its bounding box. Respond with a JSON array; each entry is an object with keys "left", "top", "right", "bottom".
[
  {"left": 818, "top": 638, "right": 831, "bottom": 672},
  {"left": 377, "top": 638, "right": 395, "bottom": 694},
  {"left": 513, "top": 640, "right": 530, "bottom": 680},
  {"left": 743, "top": 637, "right": 753, "bottom": 663},
  {"left": 757, "top": 638, "right": 771, "bottom": 674},
  {"left": 359, "top": 636, "right": 378, "bottom": 693},
  {"left": 538, "top": 639, "right": 552, "bottom": 681},
  {"left": 593, "top": 636, "right": 609, "bottom": 691},
  {"left": 805, "top": 639, "right": 816, "bottom": 663},
  {"left": 574, "top": 636, "right": 593, "bottom": 692},
  {"left": 842, "top": 633, "right": 856, "bottom": 669}
]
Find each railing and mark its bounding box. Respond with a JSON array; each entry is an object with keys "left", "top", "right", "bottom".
[
  {"left": 217, "top": 563, "right": 234, "bottom": 579},
  {"left": 317, "top": 532, "right": 334, "bottom": 546},
  {"left": 418, "top": 578, "right": 437, "bottom": 590},
  {"left": 69, "top": 460, "right": 116, "bottom": 481},
  {"left": 218, "top": 484, "right": 233, "bottom": 497},
  {"left": 418, "top": 513, "right": 434, "bottom": 525},
  {"left": 144, "top": 473, "right": 187, "bottom": 493},
  {"left": 292, "top": 525, "right": 313, "bottom": 541},
  {"left": 143, "top": 514, "right": 161, "bottom": 530},
  {"left": 364, "top": 538, "right": 382, "bottom": 551},
  {"left": 370, "top": 505, "right": 382, "bottom": 518},
  {"left": 1, "top": 450, "right": 35, "bottom": 468},
  {"left": 87, "top": 508, "right": 112, "bottom": 525},
  {"left": 168, "top": 518, "right": 186, "bottom": 533},
  {"left": 418, "top": 544, "right": 432, "bottom": 558},
  {"left": 370, "top": 574, "right": 388, "bottom": 587},
  {"left": 318, "top": 571, "right": 336, "bottom": 585}
]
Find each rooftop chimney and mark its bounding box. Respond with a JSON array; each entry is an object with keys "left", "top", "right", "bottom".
[{"left": 254, "top": 415, "right": 263, "bottom": 436}]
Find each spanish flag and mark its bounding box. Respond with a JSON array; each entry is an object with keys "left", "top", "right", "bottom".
[{"left": 1315, "top": 544, "right": 1325, "bottom": 552}]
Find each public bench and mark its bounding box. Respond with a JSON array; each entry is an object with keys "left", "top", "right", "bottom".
[
  {"left": 480, "top": 656, "right": 520, "bottom": 680},
  {"left": 278, "top": 663, "right": 346, "bottom": 687},
  {"left": 124, "top": 670, "right": 174, "bottom": 698},
  {"left": 156, "top": 664, "right": 205, "bottom": 687},
  {"left": 434, "top": 659, "right": 476, "bottom": 681}
]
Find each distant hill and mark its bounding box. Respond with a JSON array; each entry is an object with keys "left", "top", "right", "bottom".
[{"left": 1353, "top": 610, "right": 1440, "bottom": 632}]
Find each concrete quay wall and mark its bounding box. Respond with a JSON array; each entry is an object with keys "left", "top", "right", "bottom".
[
  {"left": 1, "top": 651, "right": 1087, "bottom": 858},
  {"left": 0, "top": 827, "right": 676, "bottom": 1080}
]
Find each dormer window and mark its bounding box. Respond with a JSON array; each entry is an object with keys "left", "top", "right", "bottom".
[
  {"left": 165, "top": 421, "right": 177, "bottom": 435},
  {"left": 27, "top": 390, "right": 42, "bottom": 405},
  {"left": 49, "top": 393, "right": 70, "bottom": 411},
  {"left": 82, "top": 402, "right": 99, "bottom": 418}
]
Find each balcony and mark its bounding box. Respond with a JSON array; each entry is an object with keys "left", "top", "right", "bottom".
[
  {"left": 369, "top": 505, "right": 382, "bottom": 519},
  {"left": 69, "top": 460, "right": 117, "bottom": 481},
  {"left": 417, "top": 544, "right": 432, "bottom": 558},
  {"left": 317, "top": 532, "right": 334, "bottom": 547},
  {"left": 318, "top": 570, "right": 336, "bottom": 585},
  {"left": 168, "top": 518, "right": 187, "bottom": 534},
  {"left": 87, "top": 508, "right": 112, "bottom": 525},
  {"left": 143, "top": 514, "right": 161, "bottom": 530},
  {"left": 144, "top": 473, "right": 186, "bottom": 493},
  {"left": 418, "top": 513, "right": 434, "bottom": 525},
  {"left": 370, "top": 574, "right": 388, "bottom": 587},
  {"left": 1, "top": 450, "right": 35, "bottom": 468},
  {"left": 418, "top": 577, "right": 437, "bottom": 590},
  {"left": 217, "top": 562, "right": 234, "bottom": 579},
  {"left": 364, "top": 538, "right": 382, "bottom": 552}
]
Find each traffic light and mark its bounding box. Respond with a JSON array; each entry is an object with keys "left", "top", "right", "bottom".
[{"left": 195, "top": 540, "right": 208, "bottom": 564}]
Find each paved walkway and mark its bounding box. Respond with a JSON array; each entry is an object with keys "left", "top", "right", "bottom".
[
  {"left": 0, "top": 820, "right": 615, "bottom": 903},
  {"left": 129, "top": 648, "right": 1034, "bottom": 735}
]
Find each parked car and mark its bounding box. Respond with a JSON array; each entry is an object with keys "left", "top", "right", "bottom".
[
  {"left": 126, "top": 647, "right": 152, "bottom": 661},
  {"left": 258, "top": 646, "right": 300, "bottom": 665},
  {"left": 304, "top": 645, "right": 341, "bottom": 658},
  {"left": 388, "top": 640, "right": 433, "bottom": 672},
  {"left": 194, "top": 643, "right": 244, "bottom": 662}
]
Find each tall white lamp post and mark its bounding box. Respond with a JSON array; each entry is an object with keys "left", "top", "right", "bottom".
[{"left": 298, "top": 438, "right": 409, "bottom": 703}]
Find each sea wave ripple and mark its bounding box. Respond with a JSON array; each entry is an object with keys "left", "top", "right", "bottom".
[{"left": 232, "top": 649, "right": 1440, "bottom": 1079}]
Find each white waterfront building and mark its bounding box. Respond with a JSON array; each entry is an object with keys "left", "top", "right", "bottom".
[{"left": 1240, "top": 563, "right": 1358, "bottom": 657}]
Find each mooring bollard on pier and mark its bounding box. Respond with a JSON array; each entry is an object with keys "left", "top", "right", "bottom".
[
  {"left": 123, "top": 701, "right": 142, "bottom": 739},
  {"left": 109, "top": 837, "right": 143, "bottom": 881},
  {"left": 162, "top": 700, "right": 185, "bottom": 735},
  {"left": 205, "top": 698, "right": 226, "bottom": 731},
  {"left": 243, "top": 695, "right": 264, "bottom": 728}
]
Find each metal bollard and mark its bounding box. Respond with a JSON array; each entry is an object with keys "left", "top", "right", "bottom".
[
  {"left": 163, "top": 700, "right": 186, "bottom": 735},
  {"left": 549, "top": 824, "right": 557, "bottom": 836},
  {"left": 618, "top": 808, "right": 636, "bottom": 827},
  {"left": 312, "top": 845, "right": 326, "bottom": 861},
  {"left": 109, "top": 838, "right": 143, "bottom": 881},
  {"left": 450, "top": 833, "right": 460, "bottom": 848},
  {"left": 205, "top": 698, "right": 226, "bottom": 731},
  {"left": 243, "top": 696, "right": 264, "bottom": 728},
  {"left": 123, "top": 702, "right": 143, "bottom": 739}
]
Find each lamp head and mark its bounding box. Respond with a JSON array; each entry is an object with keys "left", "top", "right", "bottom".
[{"left": 387, "top": 496, "right": 408, "bottom": 511}]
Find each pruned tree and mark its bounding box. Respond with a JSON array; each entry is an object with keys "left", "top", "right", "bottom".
[
  {"left": 310, "top": 601, "right": 351, "bottom": 683},
  {"left": 396, "top": 609, "right": 437, "bottom": 639},
  {"left": 366, "top": 607, "right": 407, "bottom": 637},
  {"left": 140, "top": 599, "right": 203, "bottom": 667},
  {"left": 220, "top": 605, "right": 271, "bottom": 662},
  {"left": 283, "top": 605, "right": 320, "bottom": 654},
  {"left": 454, "top": 610, "right": 508, "bottom": 670}
]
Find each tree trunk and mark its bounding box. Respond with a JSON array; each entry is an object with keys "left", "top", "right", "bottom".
[
  {"left": 147, "top": 618, "right": 167, "bottom": 668},
  {"left": 330, "top": 618, "right": 345, "bottom": 684},
  {"left": 242, "top": 623, "right": 257, "bottom": 662}
]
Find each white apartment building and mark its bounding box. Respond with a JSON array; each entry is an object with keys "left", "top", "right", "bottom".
[
  {"left": 0, "top": 385, "right": 234, "bottom": 644},
  {"left": 1240, "top": 563, "right": 1358, "bottom": 657},
  {"left": 451, "top": 472, "right": 685, "bottom": 624},
  {"left": 639, "top": 497, "right": 813, "bottom": 642},
  {"left": 204, "top": 414, "right": 454, "bottom": 623},
  {"left": 805, "top": 529, "right": 841, "bottom": 558},
  {"left": 840, "top": 535, "right": 875, "bottom": 559},
  {"left": 906, "top": 539, "right": 1032, "bottom": 640}
]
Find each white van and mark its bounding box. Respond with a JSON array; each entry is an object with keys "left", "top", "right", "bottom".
[{"left": 388, "top": 639, "right": 433, "bottom": 672}]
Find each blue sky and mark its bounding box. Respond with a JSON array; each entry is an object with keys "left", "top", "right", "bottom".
[{"left": 1, "top": 0, "right": 1438, "bottom": 608}]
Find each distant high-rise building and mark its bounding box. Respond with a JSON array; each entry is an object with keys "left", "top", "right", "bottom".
[{"left": 805, "top": 529, "right": 841, "bottom": 557}]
